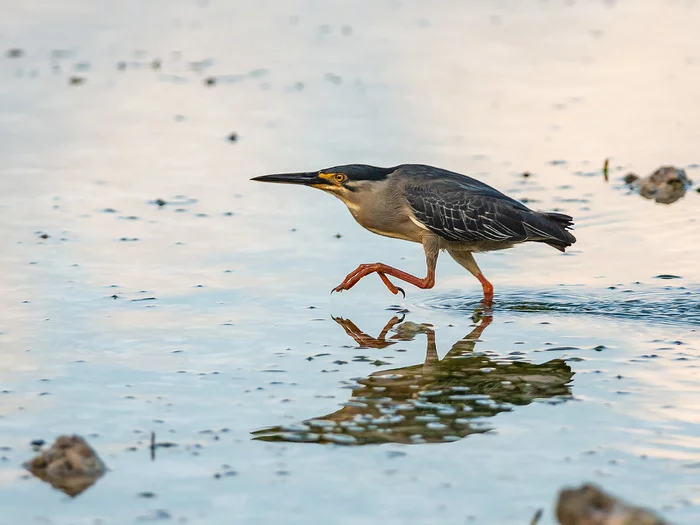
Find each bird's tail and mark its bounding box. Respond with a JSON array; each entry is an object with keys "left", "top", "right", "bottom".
[{"left": 538, "top": 212, "right": 576, "bottom": 252}]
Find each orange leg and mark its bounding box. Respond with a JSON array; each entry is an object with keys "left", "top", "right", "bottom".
[
  {"left": 376, "top": 272, "right": 405, "bottom": 297},
  {"left": 476, "top": 273, "right": 494, "bottom": 299},
  {"left": 447, "top": 250, "right": 494, "bottom": 304},
  {"left": 332, "top": 263, "right": 435, "bottom": 296}
]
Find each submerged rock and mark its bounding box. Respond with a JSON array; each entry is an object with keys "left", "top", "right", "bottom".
[
  {"left": 624, "top": 166, "right": 692, "bottom": 204},
  {"left": 24, "top": 435, "right": 106, "bottom": 497},
  {"left": 556, "top": 483, "right": 668, "bottom": 525}
]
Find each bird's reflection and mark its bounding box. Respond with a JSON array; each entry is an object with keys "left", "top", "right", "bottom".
[{"left": 253, "top": 313, "right": 574, "bottom": 445}]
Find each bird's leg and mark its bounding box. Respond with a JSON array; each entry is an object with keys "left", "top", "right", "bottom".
[
  {"left": 476, "top": 273, "right": 494, "bottom": 299},
  {"left": 376, "top": 272, "right": 405, "bottom": 297},
  {"left": 332, "top": 237, "right": 439, "bottom": 296},
  {"left": 447, "top": 250, "right": 494, "bottom": 304},
  {"left": 332, "top": 263, "right": 434, "bottom": 295}
]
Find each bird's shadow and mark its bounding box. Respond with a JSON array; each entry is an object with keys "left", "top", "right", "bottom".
[{"left": 252, "top": 310, "right": 574, "bottom": 445}]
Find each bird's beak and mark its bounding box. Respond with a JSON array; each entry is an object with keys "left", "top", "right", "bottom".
[{"left": 251, "top": 171, "right": 321, "bottom": 186}]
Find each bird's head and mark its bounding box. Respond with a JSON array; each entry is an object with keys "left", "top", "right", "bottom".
[{"left": 252, "top": 164, "right": 398, "bottom": 210}]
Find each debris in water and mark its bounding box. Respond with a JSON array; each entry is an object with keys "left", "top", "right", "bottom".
[
  {"left": 602, "top": 158, "right": 609, "bottom": 182},
  {"left": 556, "top": 483, "right": 668, "bottom": 525},
  {"left": 6, "top": 48, "right": 23, "bottom": 58},
  {"left": 624, "top": 166, "right": 692, "bottom": 204},
  {"left": 68, "top": 76, "right": 86, "bottom": 85},
  {"left": 622, "top": 173, "right": 639, "bottom": 184},
  {"left": 228, "top": 132, "right": 238, "bottom": 142},
  {"left": 23, "top": 435, "right": 106, "bottom": 497}
]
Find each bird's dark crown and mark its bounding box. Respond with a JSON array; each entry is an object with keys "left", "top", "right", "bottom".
[{"left": 320, "top": 164, "right": 398, "bottom": 181}]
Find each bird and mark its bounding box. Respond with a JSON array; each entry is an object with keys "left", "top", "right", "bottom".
[{"left": 251, "top": 164, "right": 576, "bottom": 302}]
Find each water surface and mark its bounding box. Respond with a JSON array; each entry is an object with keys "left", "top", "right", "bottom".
[{"left": 1, "top": 1, "right": 700, "bottom": 523}]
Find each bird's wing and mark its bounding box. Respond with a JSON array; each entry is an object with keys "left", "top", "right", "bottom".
[{"left": 405, "top": 180, "right": 549, "bottom": 244}]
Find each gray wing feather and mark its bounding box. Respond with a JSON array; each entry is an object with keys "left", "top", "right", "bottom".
[{"left": 406, "top": 180, "right": 573, "bottom": 247}]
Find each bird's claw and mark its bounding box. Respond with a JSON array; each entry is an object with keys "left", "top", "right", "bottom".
[{"left": 395, "top": 287, "right": 406, "bottom": 298}]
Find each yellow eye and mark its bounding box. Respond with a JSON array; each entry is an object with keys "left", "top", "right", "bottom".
[{"left": 334, "top": 173, "right": 346, "bottom": 183}]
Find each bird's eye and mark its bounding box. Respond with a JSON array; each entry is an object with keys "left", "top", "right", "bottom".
[{"left": 334, "top": 173, "right": 346, "bottom": 183}]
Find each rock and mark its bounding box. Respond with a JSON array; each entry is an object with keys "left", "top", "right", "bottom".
[
  {"left": 556, "top": 483, "right": 668, "bottom": 525},
  {"left": 622, "top": 173, "right": 639, "bottom": 184},
  {"left": 626, "top": 166, "right": 692, "bottom": 204},
  {"left": 23, "top": 435, "right": 106, "bottom": 497}
]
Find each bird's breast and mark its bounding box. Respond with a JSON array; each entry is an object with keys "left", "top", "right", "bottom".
[{"left": 352, "top": 208, "right": 425, "bottom": 243}]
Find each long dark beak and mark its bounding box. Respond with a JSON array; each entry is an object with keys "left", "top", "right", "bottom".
[{"left": 251, "top": 171, "right": 321, "bottom": 186}]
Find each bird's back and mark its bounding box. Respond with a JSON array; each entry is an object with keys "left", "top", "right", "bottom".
[{"left": 393, "top": 164, "right": 576, "bottom": 251}]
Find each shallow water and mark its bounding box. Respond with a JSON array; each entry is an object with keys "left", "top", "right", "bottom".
[{"left": 1, "top": 0, "right": 700, "bottom": 523}]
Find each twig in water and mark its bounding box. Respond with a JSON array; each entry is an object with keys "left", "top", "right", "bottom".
[
  {"left": 603, "top": 158, "right": 609, "bottom": 182},
  {"left": 529, "top": 508, "right": 543, "bottom": 525}
]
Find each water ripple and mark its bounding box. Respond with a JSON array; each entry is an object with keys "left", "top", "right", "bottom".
[{"left": 420, "top": 284, "right": 700, "bottom": 326}]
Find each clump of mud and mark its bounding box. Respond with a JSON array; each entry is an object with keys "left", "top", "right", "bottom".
[
  {"left": 555, "top": 483, "right": 668, "bottom": 525},
  {"left": 624, "top": 166, "right": 692, "bottom": 204},
  {"left": 24, "top": 435, "right": 106, "bottom": 497}
]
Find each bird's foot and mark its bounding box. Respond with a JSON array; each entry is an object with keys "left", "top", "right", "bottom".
[
  {"left": 377, "top": 272, "right": 405, "bottom": 297},
  {"left": 330, "top": 264, "right": 405, "bottom": 297}
]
